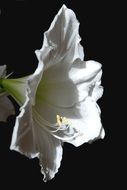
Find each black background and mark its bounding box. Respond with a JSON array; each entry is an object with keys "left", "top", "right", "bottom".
[{"left": 0, "top": 0, "right": 123, "bottom": 189}]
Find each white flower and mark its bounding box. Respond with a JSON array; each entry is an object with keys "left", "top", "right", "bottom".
[{"left": 0, "top": 5, "right": 105, "bottom": 181}]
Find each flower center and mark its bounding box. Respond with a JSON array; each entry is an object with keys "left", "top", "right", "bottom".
[{"left": 33, "top": 108, "right": 79, "bottom": 141}]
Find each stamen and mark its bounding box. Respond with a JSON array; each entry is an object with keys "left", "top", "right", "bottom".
[
  {"left": 33, "top": 109, "right": 79, "bottom": 141},
  {"left": 56, "top": 114, "right": 71, "bottom": 128}
]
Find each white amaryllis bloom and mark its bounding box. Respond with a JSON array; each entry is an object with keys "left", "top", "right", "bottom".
[{"left": 0, "top": 5, "right": 105, "bottom": 181}]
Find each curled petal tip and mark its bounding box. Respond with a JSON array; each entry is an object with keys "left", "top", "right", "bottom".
[
  {"left": 62, "top": 4, "right": 67, "bottom": 9},
  {"left": 100, "top": 128, "right": 105, "bottom": 139}
]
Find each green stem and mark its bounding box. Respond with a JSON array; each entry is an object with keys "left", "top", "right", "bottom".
[
  {"left": 1, "top": 78, "right": 28, "bottom": 106},
  {"left": 0, "top": 78, "right": 3, "bottom": 87},
  {"left": 0, "top": 78, "right": 5, "bottom": 94}
]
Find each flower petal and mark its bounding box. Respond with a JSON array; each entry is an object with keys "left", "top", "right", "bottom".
[
  {"left": 0, "top": 95, "right": 15, "bottom": 122},
  {"left": 33, "top": 100, "right": 77, "bottom": 126},
  {"left": 11, "top": 95, "right": 63, "bottom": 182},
  {"left": 28, "top": 62, "right": 44, "bottom": 105},
  {"left": 90, "top": 81, "right": 103, "bottom": 101},
  {"left": 35, "top": 6, "right": 101, "bottom": 110},
  {"left": 10, "top": 60, "right": 61, "bottom": 180},
  {"left": 69, "top": 60, "right": 102, "bottom": 84},
  {"left": 33, "top": 117, "right": 63, "bottom": 182},
  {"left": 66, "top": 97, "right": 104, "bottom": 146},
  {"left": 35, "top": 5, "right": 84, "bottom": 70},
  {"left": 10, "top": 62, "right": 44, "bottom": 158},
  {"left": 10, "top": 93, "right": 38, "bottom": 158},
  {"left": 36, "top": 60, "right": 103, "bottom": 109},
  {"left": 69, "top": 60, "right": 103, "bottom": 101},
  {"left": 0, "top": 65, "right": 6, "bottom": 78},
  {"left": 36, "top": 78, "right": 79, "bottom": 108},
  {"left": 34, "top": 96, "right": 104, "bottom": 146}
]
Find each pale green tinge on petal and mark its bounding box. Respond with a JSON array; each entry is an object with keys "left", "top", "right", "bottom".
[
  {"left": 36, "top": 79, "right": 79, "bottom": 108},
  {"left": 0, "top": 95, "right": 15, "bottom": 122},
  {"left": 28, "top": 61, "right": 44, "bottom": 105}
]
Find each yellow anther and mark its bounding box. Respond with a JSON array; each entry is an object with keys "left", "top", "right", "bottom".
[
  {"left": 56, "top": 115, "right": 62, "bottom": 126},
  {"left": 56, "top": 115, "right": 71, "bottom": 127}
]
